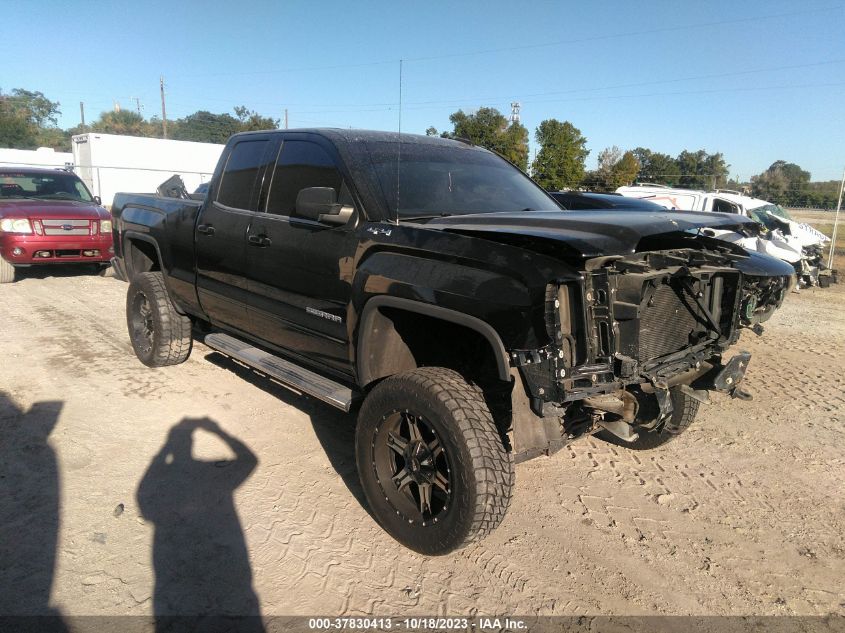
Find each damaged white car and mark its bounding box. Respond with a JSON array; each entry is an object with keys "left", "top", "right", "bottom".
[{"left": 616, "top": 186, "right": 833, "bottom": 287}]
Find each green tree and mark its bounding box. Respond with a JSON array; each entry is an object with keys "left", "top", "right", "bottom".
[
  {"left": 750, "top": 160, "right": 812, "bottom": 206},
  {"left": 34, "top": 127, "right": 71, "bottom": 152},
  {"left": 613, "top": 151, "right": 640, "bottom": 188},
  {"left": 0, "top": 107, "right": 36, "bottom": 148},
  {"left": 3, "top": 89, "right": 61, "bottom": 127},
  {"left": 676, "top": 150, "right": 729, "bottom": 189},
  {"left": 88, "top": 110, "right": 153, "bottom": 137},
  {"left": 233, "top": 105, "right": 279, "bottom": 132},
  {"left": 588, "top": 146, "right": 640, "bottom": 191},
  {"left": 172, "top": 111, "right": 242, "bottom": 143},
  {"left": 445, "top": 107, "right": 529, "bottom": 170},
  {"left": 425, "top": 126, "right": 438, "bottom": 136},
  {"left": 0, "top": 88, "right": 64, "bottom": 149},
  {"left": 530, "top": 119, "right": 589, "bottom": 190},
  {"left": 631, "top": 147, "right": 680, "bottom": 185}
]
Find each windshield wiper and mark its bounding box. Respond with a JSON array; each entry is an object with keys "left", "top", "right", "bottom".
[
  {"left": 44, "top": 194, "right": 85, "bottom": 202},
  {"left": 399, "top": 212, "right": 454, "bottom": 221}
]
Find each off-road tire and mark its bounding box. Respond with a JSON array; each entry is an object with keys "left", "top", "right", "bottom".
[
  {"left": 356, "top": 367, "right": 514, "bottom": 555},
  {"left": 126, "top": 272, "right": 192, "bottom": 367},
  {"left": 0, "top": 258, "right": 16, "bottom": 283},
  {"left": 598, "top": 386, "right": 699, "bottom": 450}
]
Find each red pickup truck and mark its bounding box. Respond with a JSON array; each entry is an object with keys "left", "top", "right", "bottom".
[{"left": 0, "top": 167, "right": 113, "bottom": 283}]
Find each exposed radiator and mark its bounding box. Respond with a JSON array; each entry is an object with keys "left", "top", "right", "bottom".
[{"left": 638, "top": 282, "right": 701, "bottom": 360}]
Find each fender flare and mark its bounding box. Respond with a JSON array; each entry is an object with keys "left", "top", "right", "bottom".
[
  {"left": 122, "top": 231, "right": 165, "bottom": 279},
  {"left": 356, "top": 295, "right": 511, "bottom": 386}
]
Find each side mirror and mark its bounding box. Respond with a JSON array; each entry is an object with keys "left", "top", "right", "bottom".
[
  {"left": 93, "top": 195, "right": 102, "bottom": 206},
  {"left": 295, "top": 187, "right": 354, "bottom": 225}
]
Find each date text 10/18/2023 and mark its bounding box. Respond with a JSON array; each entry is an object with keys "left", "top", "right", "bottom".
[{"left": 307, "top": 617, "right": 528, "bottom": 631}]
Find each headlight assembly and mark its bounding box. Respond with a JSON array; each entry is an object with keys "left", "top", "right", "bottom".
[
  {"left": 100, "top": 220, "right": 113, "bottom": 234},
  {"left": 0, "top": 218, "right": 33, "bottom": 234}
]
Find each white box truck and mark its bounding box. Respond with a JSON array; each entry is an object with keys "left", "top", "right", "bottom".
[{"left": 71, "top": 133, "right": 224, "bottom": 208}]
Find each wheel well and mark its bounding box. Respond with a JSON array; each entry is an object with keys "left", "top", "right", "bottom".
[
  {"left": 126, "top": 238, "right": 160, "bottom": 276},
  {"left": 357, "top": 305, "right": 507, "bottom": 390}
]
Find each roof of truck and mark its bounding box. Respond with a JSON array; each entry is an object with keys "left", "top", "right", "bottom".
[{"left": 229, "top": 128, "right": 485, "bottom": 150}]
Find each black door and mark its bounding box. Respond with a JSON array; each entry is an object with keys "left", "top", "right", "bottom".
[
  {"left": 196, "top": 136, "right": 273, "bottom": 331},
  {"left": 244, "top": 137, "right": 359, "bottom": 376}
]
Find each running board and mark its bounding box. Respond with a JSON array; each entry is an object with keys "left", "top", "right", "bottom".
[{"left": 204, "top": 332, "right": 354, "bottom": 412}]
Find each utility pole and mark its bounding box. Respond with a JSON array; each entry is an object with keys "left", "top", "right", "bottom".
[
  {"left": 284, "top": 108, "right": 288, "bottom": 130},
  {"left": 160, "top": 76, "right": 168, "bottom": 139},
  {"left": 131, "top": 97, "right": 142, "bottom": 115},
  {"left": 510, "top": 102, "right": 521, "bottom": 125},
  {"left": 828, "top": 167, "right": 844, "bottom": 270},
  {"left": 79, "top": 102, "right": 86, "bottom": 130}
]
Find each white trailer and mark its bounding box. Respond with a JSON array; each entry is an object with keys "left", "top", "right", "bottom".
[
  {"left": 0, "top": 147, "right": 73, "bottom": 169},
  {"left": 71, "top": 133, "right": 224, "bottom": 208}
]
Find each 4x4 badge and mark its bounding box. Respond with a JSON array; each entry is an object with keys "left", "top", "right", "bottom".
[{"left": 367, "top": 226, "right": 392, "bottom": 236}]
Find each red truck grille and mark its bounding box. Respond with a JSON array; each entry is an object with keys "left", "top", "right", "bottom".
[{"left": 40, "top": 219, "right": 92, "bottom": 236}]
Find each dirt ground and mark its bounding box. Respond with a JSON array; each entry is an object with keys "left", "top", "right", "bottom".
[{"left": 1, "top": 266, "right": 843, "bottom": 620}]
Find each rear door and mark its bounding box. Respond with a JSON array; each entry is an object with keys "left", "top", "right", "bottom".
[
  {"left": 195, "top": 135, "right": 273, "bottom": 330},
  {"left": 244, "top": 135, "right": 359, "bottom": 376}
]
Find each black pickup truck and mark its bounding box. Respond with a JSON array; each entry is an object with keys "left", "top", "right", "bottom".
[{"left": 111, "top": 129, "right": 792, "bottom": 555}]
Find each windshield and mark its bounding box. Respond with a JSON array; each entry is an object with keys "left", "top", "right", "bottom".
[
  {"left": 367, "top": 142, "right": 559, "bottom": 218},
  {"left": 748, "top": 203, "right": 793, "bottom": 227},
  {"left": 0, "top": 171, "right": 94, "bottom": 202},
  {"left": 767, "top": 204, "right": 794, "bottom": 221}
]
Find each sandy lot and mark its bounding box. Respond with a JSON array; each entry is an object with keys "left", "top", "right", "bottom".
[{"left": 1, "top": 267, "right": 843, "bottom": 620}]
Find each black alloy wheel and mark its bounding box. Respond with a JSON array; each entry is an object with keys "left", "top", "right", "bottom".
[{"left": 372, "top": 409, "right": 452, "bottom": 527}]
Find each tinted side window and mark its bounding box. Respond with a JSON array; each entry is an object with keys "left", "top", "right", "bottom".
[
  {"left": 267, "top": 141, "right": 345, "bottom": 216},
  {"left": 216, "top": 140, "right": 269, "bottom": 210},
  {"left": 712, "top": 198, "right": 739, "bottom": 214}
]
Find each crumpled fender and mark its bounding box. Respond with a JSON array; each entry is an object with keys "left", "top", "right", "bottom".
[{"left": 708, "top": 229, "right": 803, "bottom": 264}]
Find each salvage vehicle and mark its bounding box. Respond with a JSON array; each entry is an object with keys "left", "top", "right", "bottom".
[
  {"left": 111, "top": 129, "right": 792, "bottom": 555},
  {"left": 0, "top": 167, "right": 113, "bottom": 283},
  {"left": 616, "top": 184, "right": 832, "bottom": 287},
  {"left": 551, "top": 190, "right": 793, "bottom": 329}
]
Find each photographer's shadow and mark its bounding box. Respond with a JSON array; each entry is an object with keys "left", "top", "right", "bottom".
[
  {"left": 0, "top": 393, "right": 68, "bottom": 631},
  {"left": 137, "top": 417, "right": 264, "bottom": 631}
]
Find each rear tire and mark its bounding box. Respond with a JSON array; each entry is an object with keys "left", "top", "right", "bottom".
[
  {"left": 597, "top": 386, "right": 699, "bottom": 450},
  {"left": 126, "top": 272, "right": 192, "bottom": 367},
  {"left": 0, "top": 258, "right": 16, "bottom": 284},
  {"left": 356, "top": 367, "right": 513, "bottom": 555}
]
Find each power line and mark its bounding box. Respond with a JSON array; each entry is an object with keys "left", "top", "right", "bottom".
[
  {"left": 167, "top": 4, "right": 843, "bottom": 79},
  {"left": 163, "top": 55, "right": 845, "bottom": 111}
]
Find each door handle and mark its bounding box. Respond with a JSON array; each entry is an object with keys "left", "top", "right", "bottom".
[
  {"left": 197, "top": 224, "right": 215, "bottom": 236},
  {"left": 247, "top": 234, "right": 272, "bottom": 247}
]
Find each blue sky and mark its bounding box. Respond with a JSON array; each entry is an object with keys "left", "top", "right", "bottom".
[{"left": 2, "top": 0, "right": 843, "bottom": 180}]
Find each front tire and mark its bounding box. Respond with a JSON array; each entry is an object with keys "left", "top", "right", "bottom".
[
  {"left": 598, "top": 386, "right": 699, "bottom": 450},
  {"left": 0, "top": 258, "right": 16, "bottom": 283},
  {"left": 356, "top": 367, "right": 513, "bottom": 555},
  {"left": 126, "top": 272, "right": 192, "bottom": 367}
]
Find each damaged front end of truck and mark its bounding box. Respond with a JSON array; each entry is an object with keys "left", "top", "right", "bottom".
[
  {"left": 427, "top": 209, "right": 792, "bottom": 461},
  {"left": 507, "top": 246, "right": 760, "bottom": 460}
]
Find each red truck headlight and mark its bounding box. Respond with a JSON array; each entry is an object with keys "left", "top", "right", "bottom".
[
  {"left": 100, "top": 220, "right": 112, "bottom": 234},
  {"left": 0, "top": 218, "right": 33, "bottom": 234}
]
